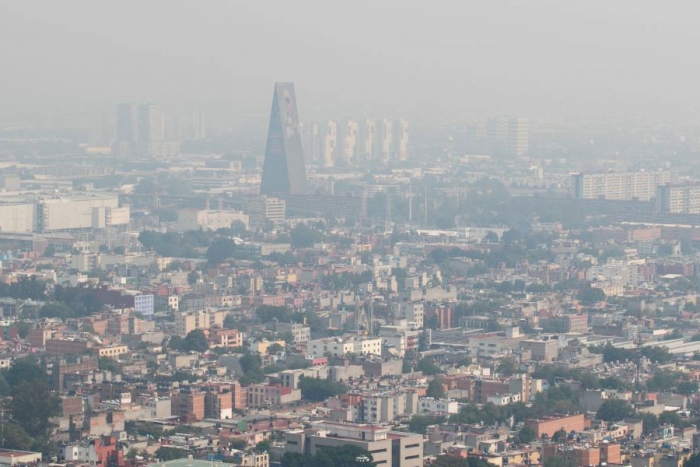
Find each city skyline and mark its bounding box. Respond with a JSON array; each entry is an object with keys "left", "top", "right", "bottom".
[{"left": 3, "top": 2, "right": 700, "bottom": 123}]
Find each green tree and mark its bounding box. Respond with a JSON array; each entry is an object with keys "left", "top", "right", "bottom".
[
  {"left": 223, "top": 314, "right": 238, "bottom": 330},
  {"left": 239, "top": 353, "right": 265, "bottom": 385},
  {"left": 659, "top": 411, "right": 682, "bottom": 427},
  {"left": 137, "top": 423, "right": 165, "bottom": 439},
  {"left": 290, "top": 224, "right": 323, "bottom": 248},
  {"left": 640, "top": 413, "right": 658, "bottom": 435},
  {"left": 417, "top": 357, "right": 441, "bottom": 375},
  {"left": 267, "top": 343, "right": 284, "bottom": 355},
  {"left": 168, "top": 335, "right": 186, "bottom": 352},
  {"left": 187, "top": 270, "right": 200, "bottom": 285},
  {"left": 254, "top": 440, "right": 270, "bottom": 453},
  {"left": 641, "top": 346, "right": 673, "bottom": 364},
  {"left": 647, "top": 370, "right": 681, "bottom": 392},
  {"left": 184, "top": 329, "right": 209, "bottom": 352},
  {"left": 426, "top": 379, "right": 446, "bottom": 399},
  {"left": 298, "top": 377, "right": 347, "bottom": 402},
  {"left": 11, "top": 380, "right": 59, "bottom": 438},
  {"left": 206, "top": 237, "right": 236, "bottom": 264},
  {"left": 682, "top": 453, "right": 700, "bottom": 467},
  {"left": 229, "top": 439, "right": 248, "bottom": 450},
  {"left": 518, "top": 426, "right": 536, "bottom": 444},
  {"left": 408, "top": 414, "right": 445, "bottom": 434},
  {"left": 256, "top": 305, "right": 292, "bottom": 323},
  {"left": 156, "top": 447, "right": 186, "bottom": 461},
  {"left": 658, "top": 244, "right": 674, "bottom": 256},
  {"left": 14, "top": 322, "right": 31, "bottom": 339},
  {"left": 596, "top": 399, "right": 633, "bottom": 422},
  {"left": 578, "top": 283, "right": 606, "bottom": 304},
  {"left": 0, "top": 422, "right": 33, "bottom": 451},
  {"left": 98, "top": 357, "right": 122, "bottom": 374},
  {"left": 240, "top": 353, "right": 263, "bottom": 374},
  {"left": 600, "top": 376, "right": 629, "bottom": 391},
  {"left": 496, "top": 358, "right": 519, "bottom": 376},
  {"left": 0, "top": 375, "right": 10, "bottom": 397},
  {"left": 38, "top": 302, "right": 76, "bottom": 320},
  {"left": 5, "top": 357, "right": 45, "bottom": 388},
  {"left": 551, "top": 428, "right": 568, "bottom": 442},
  {"left": 677, "top": 381, "right": 698, "bottom": 395}
]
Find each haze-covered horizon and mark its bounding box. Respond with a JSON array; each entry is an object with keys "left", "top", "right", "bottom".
[{"left": 2, "top": 1, "right": 700, "bottom": 126}]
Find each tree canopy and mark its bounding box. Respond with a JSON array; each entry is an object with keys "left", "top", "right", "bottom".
[
  {"left": 207, "top": 237, "right": 236, "bottom": 264},
  {"left": 299, "top": 377, "right": 347, "bottom": 402},
  {"left": 417, "top": 357, "right": 441, "bottom": 375},
  {"left": 426, "top": 379, "right": 446, "bottom": 399},
  {"left": 169, "top": 330, "right": 209, "bottom": 353},
  {"left": 596, "top": 399, "right": 634, "bottom": 422}
]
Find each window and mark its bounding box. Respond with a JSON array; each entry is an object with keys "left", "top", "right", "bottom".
[
  {"left": 370, "top": 448, "right": 387, "bottom": 454},
  {"left": 405, "top": 455, "right": 420, "bottom": 460},
  {"left": 405, "top": 444, "right": 420, "bottom": 449}
]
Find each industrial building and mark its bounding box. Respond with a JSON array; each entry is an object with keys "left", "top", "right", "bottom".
[{"left": 0, "top": 191, "right": 129, "bottom": 233}]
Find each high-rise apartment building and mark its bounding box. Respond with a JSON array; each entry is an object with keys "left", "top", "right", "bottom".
[
  {"left": 657, "top": 183, "right": 700, "bottom": 214},
  {"left": 486, "top": 116, "right": 529, "bottom": 158},
  {"left": 393, "top": 119, "right": 409, "bottom": 161},
  {"left": 190, "top": 112, "right": 207, "bottom": 140},
  {"left": 115, "top": 104, "right": 137, "bottom": 144},
  {"left": 114, "top": 102, "right": 181, "bottom": 159},
  {"left": 571, "top": 171, "right": 671, "bottom": 201},
  {"left": 302, "top": 117, "right": 404, "bottom": 165},
  {"left": 323, "top": 120, "right": 337, "bottom": 168},
  {"left": 260, "top": 82, "right": 307, "bottom": 195},
  {"left": 375, "top": 119, "right": 393, "bottom": 162},
  {"left": 358, "top": 118, "right": 375, "bottom": 160},
  {"left": 340, "top": 119, "right": 358, "bottom": 164},
  {"left": 507, "top": 117, "right": 529, "bottom": 157},
  {"left": 302, "top": 122, "right": 322, "bottom": 164},
  {"left": 114, "top": 103, "right": 137, "bottom": 158},
  {"left": 137, "top": 103, "right": 164, "bottom": 146}
]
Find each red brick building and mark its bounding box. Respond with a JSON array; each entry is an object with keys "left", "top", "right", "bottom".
[
  {"left": 171, "top": 391, "right": 205, "bottom": 421},
  {"left": 525, "top": 414, "right": 585, "bottom": 438}
]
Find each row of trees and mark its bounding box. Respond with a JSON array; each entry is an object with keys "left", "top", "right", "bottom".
[
  {"left": 138, "top": 230, "right": 236, "bottom": 264},
  {"left": 590, "top": 342, "right": 674, "bottom": 365}
]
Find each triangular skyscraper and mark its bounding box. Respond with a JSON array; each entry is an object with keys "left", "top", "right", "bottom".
[{"left": 260, "top": 83, "right": 307, "bottom": 195}]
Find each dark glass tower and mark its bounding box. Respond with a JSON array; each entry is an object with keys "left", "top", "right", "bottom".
[{"left": 260, "top": 83, "right": 307, "bottom": 195}]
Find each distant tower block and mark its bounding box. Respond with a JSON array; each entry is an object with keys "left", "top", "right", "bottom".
[{"left": 260, "top": 83, "right": 307, "bottom": 195}]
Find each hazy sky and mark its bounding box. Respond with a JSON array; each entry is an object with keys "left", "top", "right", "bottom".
[{"left": 1, "top": 1, "right": 700, "bottom": 124}]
